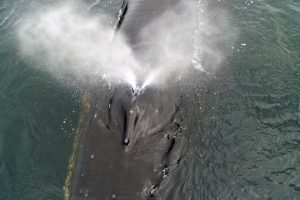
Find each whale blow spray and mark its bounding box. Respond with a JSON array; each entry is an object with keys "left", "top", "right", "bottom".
[
  {"left": 17, "top": 3, "right": 141, "bottom": 89},
  {"left": 17, "top": 1, "right": 236, "bottom": 90}
]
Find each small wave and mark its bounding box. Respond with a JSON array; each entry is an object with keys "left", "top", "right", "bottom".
[{"left": 0, "top": 3, "right": 16, "bottom": 27}]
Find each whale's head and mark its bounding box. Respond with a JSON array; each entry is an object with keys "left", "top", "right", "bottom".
[{"left": 69, "top": 85, "right": 187, "bottom": 200}]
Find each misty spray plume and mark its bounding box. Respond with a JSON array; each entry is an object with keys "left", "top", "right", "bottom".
[
  {"left": 17, "top": 3, "right": 140, "bottom": 88},
  {"left": 17, "top": 1, "right": 235, "bottom": 90}
]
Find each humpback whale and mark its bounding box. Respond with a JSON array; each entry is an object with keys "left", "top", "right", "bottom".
[{"left": 65, "top": 0, "right": 192, "bottom": 199}]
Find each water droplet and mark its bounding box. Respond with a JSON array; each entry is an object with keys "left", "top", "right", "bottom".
[
  {"left": 150, "top": 185, "right": 157, "bottom": 196},
  {"left": 124, "top": 138, "right": 129, "bottom": 145}
]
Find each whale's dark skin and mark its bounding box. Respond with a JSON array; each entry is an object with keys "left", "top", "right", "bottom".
[
  {"left": 69, "top": 84, "right": 187, "bottom": 199},
  {"left": 118, "top": 0, "right": 181, "bottom": 44},
  {"left": 67, "top": 0, "right": 188, "bottom": 199}
]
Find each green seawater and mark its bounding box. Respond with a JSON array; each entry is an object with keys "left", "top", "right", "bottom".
[
  {"left": 0, "top": 0, "right": 299, "bottom": 199},
  {"left": 199, "top": 1, "right": 300, "bottom": 199}
]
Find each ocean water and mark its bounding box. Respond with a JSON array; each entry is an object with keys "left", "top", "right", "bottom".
[
  {"left": 0, "top": 0, "right": 299, "bottom": 199},
  {"left": 198, "top": 1, "right": 300, "bottom": 199}
]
